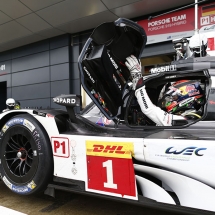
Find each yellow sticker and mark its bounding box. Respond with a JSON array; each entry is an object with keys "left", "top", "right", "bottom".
[
  {"left": 86, "top": 140, "right": 134, "bottom": 159},
  {"left": 27, "top": 180, "right": 36, "bottom": 190}
]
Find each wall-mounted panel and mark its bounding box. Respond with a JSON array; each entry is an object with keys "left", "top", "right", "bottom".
[
  {"left": 19, "top": 98, "right": 51, "bottom": 109},
  {"left": 12, "top": 51, "right": 49, "bottom": 72},
  {"left": 12, "top": 40, "right": 49, "bottom": 59},
  {"left": 51, "top": 63, "right": 69, "bottom": 81},
  {"left": 12, "top": 83, "right": 50, "bottom": 100},
  {"left": 70, "top": 79, "right": 81, "bottom": 95},
  {"left": 50, "top": 34, "right": 71, "bottom": 50},
  {"left": 12, "top": 67, "right": 49, "bottom": 86},
  {"left": 0, "top": 50, "right": 11, "bottom": 62},
  {"left": 50, "top": 46, "right": 69, "bottom": 65},
  {"left": 70, "top": 62, "right": 79, "bottom": 79},
  {"left": 7, "top": 87, "right": 12, "bottom": 98},
  {"left": 70, "top": 45, "right": 79, "bottom": 63},
  {"left": 0, "top": 60, "right": 11, "bottom": 75},
  {"left": 51, "top": 80, "right": 69, "bottom": 97}
]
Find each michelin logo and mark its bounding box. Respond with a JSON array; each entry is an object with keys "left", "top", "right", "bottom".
[{"left": 53, "top": 97, "right": 76, "bottom": 104}]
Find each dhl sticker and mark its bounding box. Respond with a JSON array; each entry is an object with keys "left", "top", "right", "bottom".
[{"left": 86, "top": 141, "right": 134, "bottom": 158}]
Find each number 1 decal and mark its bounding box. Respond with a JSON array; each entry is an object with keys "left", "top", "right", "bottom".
[
  {"left": 86, "top": 140, "right": 136, "bottom": 198},
  {"left": 103, "top": 160, "right": 117, "bottom": 189}
]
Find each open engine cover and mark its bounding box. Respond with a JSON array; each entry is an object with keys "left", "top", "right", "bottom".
[{"left": 78, "top": 18, "right": 147, "bottom": 119}]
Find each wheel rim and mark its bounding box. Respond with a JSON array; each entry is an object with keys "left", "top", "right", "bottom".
[{"left": 5, "top": 134, "right": 33, "bottom": 177}]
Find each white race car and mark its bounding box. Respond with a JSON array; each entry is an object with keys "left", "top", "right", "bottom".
[{"left": 0, "top": 18, "right": 215, "bottom": 215}]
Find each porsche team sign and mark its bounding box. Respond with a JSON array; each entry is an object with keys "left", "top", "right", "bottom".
[{"left": 137, "top": 2, "right": 215, "bottom": 44}]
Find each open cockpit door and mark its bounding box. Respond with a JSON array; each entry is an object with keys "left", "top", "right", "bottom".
[{"left": 78, "top": 18, "right": 147, "bottom": 120}]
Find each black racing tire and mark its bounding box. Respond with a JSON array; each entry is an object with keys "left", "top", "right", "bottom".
[{"left": 0, "top": 114, "right": 53, "bottom": 195}]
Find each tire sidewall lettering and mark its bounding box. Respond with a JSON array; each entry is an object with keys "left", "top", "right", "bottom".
[
  {"left": 0, "top": 114, "right": 53, "bottom": 195},
  {"left": 2, "top": 117, "right": 42, "bottom": 151},
  {"left": 2, "top": 175, "right": 37, "bottom": 194}
]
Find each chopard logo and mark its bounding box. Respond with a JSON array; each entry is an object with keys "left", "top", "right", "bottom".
[
  {"left": 140, "top": 89, "right": 148, "bottom": 109},
  {"left": 53, "top": 98, "right": 76, "bottom": 104},
  {"left": 165, "top": 146, "right": 207, "bottom": 156},
  {"left": 83, "top": 66, "right": 95, "bottom": 83}
]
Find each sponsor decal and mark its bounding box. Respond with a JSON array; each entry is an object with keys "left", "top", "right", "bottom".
[
  {"left": 2, "top": 176, "right": 36, "bottom": 194},
  {"left": 179, "top": 97, "right": 194, "bottom": 107},
  {"left": 11, "top": 185, "right": 31, "bottom": 194},
  {"left": 23, "top": 119, "right": 35, "bottom": 132},
  {"left": 165, "top": 75, "right": 177, "bottom": 79},
  {"left": 1, "top": 118, "right": 35, "bottom": 133},
  {"left": 155, "top": 146, "right": 207, "bottom": 161},
  {"left": 107, "top": 52, "right": 118, "bottom": 69},
  {"left": 165, "top": 146, "right": 207, "bottom": 156},
  {"left": 86, "top": 141, "right": 136, "bottom": 198},
  {"left": 83, "top": 66, "right": 95, "bottom": 83},
  {"left": 140, "top": 89, "right": 148, "bottom": 109},
  {"left": 27, "top": 180, "right": 37, "bottom": 190},
  {"left": 7, "top": 118, "right": 24, "bottom": 127},
  {"left": 3, "top": 176, "right": 12, "bottom": 189},
  {"left": 2, "top": 125, "right": 9, "bottom": 133},
  {"left": 53, "top": 97, "right": 76, "bottom": 104},
  {"left": 96, "top": 117, "right": 104, "bottom": 126},
  {"left": 86, "top": 141, "right": 134, "bottom": 159},
  {"left": 150, "top": 65, "right": 176, "bottom": 73},
  {"left": 37, "top": 112, "right": 46, "bottom": 117}
]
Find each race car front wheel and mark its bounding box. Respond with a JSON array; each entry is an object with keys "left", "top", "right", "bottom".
[{"left": 0, "top": 114, "right": 53, "bottom": 195}]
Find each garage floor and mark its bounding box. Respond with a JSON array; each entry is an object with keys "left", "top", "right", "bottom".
[{"left": 0, "top": 181, "right": 191, "bottom": 215}]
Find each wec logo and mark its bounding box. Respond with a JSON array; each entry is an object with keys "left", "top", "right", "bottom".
[
  {"left": 165, "top": 146, "right": 207, "bottom": 156},
  {"left": 92, "top": 144, "right": 126, "bottom": 154}
]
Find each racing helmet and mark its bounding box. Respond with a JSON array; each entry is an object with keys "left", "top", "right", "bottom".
[
  {"left": 189, "top": 34, "right": 207, "bottom": 57},
  {"left": 159, "top": 80, "right": 204, "bottom": 114},
  {"left": 6, "top": 98, "right": 15, "bottom": 110}
]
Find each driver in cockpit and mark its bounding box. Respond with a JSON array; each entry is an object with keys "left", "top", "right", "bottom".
[{"left": 125, "top": 55, "right": 205, "bottom": 126}]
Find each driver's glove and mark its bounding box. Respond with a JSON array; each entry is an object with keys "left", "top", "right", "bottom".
[{"left": 125, "top": 55, "right": 142, "bottom": 90}]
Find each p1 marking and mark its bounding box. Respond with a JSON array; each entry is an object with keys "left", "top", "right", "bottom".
[{"left": 51, "top": 137, "right": 70, "bottom": 158}]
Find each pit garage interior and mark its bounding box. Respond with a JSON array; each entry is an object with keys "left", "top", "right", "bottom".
[{"left": 0, "top": 0, "right": 212, "bottom": 111}]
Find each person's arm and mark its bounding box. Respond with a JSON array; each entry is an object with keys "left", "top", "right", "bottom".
[
  {"left": 135, "top": 85, "right": 186, "bottom": 126},
  {"left": 125, "top": 55, "right": 185, "bottom": 126}
]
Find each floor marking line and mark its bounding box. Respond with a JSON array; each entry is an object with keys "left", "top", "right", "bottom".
[{"left": 0, "top": 206, "right": 27, "bottom": 215}]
